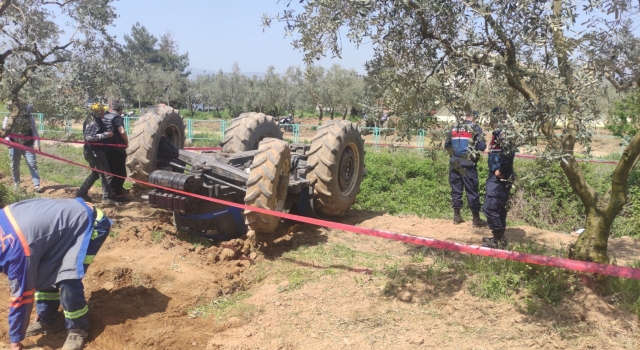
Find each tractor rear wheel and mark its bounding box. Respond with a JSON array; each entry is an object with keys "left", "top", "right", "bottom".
[
  {"left": 126, "top": 106, "right": 185, "bottom": 183},
  {"left": 244, "top": 138, "right": 291, "bottom": 233},
  {"left": 307, "top": 120, "right": 365, "bottom": 216},
  {"left": 220, "top": 112, "right": 283, "bottom": 153}
]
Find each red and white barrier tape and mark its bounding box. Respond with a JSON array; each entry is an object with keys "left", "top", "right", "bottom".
[{"left": 2, "top": 138, "right": 638, "bottom": 279}]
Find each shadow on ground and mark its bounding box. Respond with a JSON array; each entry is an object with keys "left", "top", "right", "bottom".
[{"left": 35, "top": 286, "right": 170, "bottom": 349}]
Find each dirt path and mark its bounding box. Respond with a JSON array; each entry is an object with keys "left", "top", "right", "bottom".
[{"left": 0, "top": 181, "right": 638, "bottom": 349}]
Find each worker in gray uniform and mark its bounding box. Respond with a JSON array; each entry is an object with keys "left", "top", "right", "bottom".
[{"left": 0, "top": 198, "right": 111, "bottom": 350}]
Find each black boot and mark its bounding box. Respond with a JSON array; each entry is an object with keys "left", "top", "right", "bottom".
[
  {"left": 453, "top": 208, "right": 464, "bottom": 225},
  {"left": 472, "top": 211, "right": 487, "bottom": 228},
  {"left": 482, "top": 230, "right": 507, "bottom": 249}
]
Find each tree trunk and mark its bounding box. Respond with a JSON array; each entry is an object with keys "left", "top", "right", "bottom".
[
  {"left": 318, "top": 104, "right": 323, "bottom": 122},
  {"left": 343, "top": 107, "right": 348, "bottom": 120},
  {"left": 571, "top": 206, "right": 613, "bottom": 264},
  {"left": 566, "top": 128, "right": 640, "bottom": 263},
  {"left": 330, "top": 108, "right": 334, "bottom": 120}
]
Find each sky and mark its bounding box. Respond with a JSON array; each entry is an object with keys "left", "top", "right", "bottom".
[{"left": 108, "top": 0, "right": 373, "bottom": 75}]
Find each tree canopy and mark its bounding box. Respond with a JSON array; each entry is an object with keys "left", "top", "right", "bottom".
[
  {"left": 266, "top": 0, "right": 640, "bottom": 263},
  {"left": 0, "top": 0, "right": 118, "bottom": 133}
]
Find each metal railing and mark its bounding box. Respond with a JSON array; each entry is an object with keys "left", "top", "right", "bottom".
[{"left": 0, "top": 112, "right": 629, "bottom": 161}]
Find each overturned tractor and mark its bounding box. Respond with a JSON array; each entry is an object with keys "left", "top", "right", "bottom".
[{"left": 126, "top": 106, "right": 366, "bottom": 240}]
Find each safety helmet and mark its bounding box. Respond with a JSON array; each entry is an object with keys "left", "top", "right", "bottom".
[{"left": 91, "top": 103, "right": 107, "bottom": 113}]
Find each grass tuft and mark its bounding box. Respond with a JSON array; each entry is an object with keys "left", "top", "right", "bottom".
[{"left": 187, "top": 292, "right": 260, "bottom": 321}]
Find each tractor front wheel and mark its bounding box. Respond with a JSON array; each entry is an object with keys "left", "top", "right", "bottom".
[{"left": 243, "top": 138, "right": 291, "bottom": 233}]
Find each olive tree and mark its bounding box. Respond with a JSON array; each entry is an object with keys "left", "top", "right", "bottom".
[
  {"left": 265, "top": 0, "right": 640, "bottom": 263},
  {"left": 0, "top": 0, "right": 117, "bottom": 135}
]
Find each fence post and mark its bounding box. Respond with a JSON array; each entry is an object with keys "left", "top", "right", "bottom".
[
  {"left": 66, "top": 118, "right": 72, "bottom": 132},
  {"left": 187, "top": 119, "right": 193, "bottom": 140},
  {"left": 220, "top": 120, "right": 225, "bottom": 139},
  {"left": 124, "top": 116, "right": 130, "bottom": 135},
  {"left": 293, "top": 124, "right": 300, "bottom": 143},
  {"left": 373, "top": 127, "right": 380, "bottom": 149},
  {"left": 417, "top": 129, "right": 425, "bottom": 152},
  {"left": 37, "top": 113, "right": 44, "bottom": 133}
]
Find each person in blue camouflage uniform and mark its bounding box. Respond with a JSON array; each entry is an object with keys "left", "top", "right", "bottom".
[
  {"left": 0, "top": 198, "right": 111, "bottom": 350},
  {"left": 444, "top": 111, "right": 488, "bottom": 227},
  {"left": 482, "top": 108, "right": 516, "bottom": 249}
]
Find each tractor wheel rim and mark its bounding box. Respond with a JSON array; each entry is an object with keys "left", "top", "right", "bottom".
[{"left": 338, "top": 143, "right": 358, "bottom": 195}]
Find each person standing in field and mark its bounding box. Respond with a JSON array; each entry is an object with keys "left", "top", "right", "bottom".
[
  {"left": 444, "top": 111, "right": 488, "bottom": 227},
  {"left": 3, "top": 103, "right": 44, "bottom": 193},
  {"left": 481, "top": 107, "right": 516, "bottom": 249},
  {"left": 75, "top": 103, "right": 116, "bottom": 205},
  {"left": 102, "top": 100, "right": 130, "bottom": 203}
]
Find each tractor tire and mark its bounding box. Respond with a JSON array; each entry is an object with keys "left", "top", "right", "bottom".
[
  {"left": 244, "top": 138, "right": 291, "bottom": 233},
  {"left": 126, "top": 106, "right": 185, "bottom": 183},
  {"left": 220, "top": 112, "right": 283, "bottom": 153},
  {"left": 307, "top": 120, "right": 366, "bottom": 216}
]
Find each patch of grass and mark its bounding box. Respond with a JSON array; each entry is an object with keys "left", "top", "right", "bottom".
[
  {"left": 381, "top": 252, "right": 452, "bottom": 297},
  {"left": 0, "top": 183, "right": 35, "bottom": 206},
  {"left": 278, "top": 267, "right": 314, "bottom": 292},
  {"left": 150, "top": 230, "right": 165, "bottom": 243},
  {"left": 108, "top": 229, "right": 119, "bottom": 240},
  {"left": 604, "top": 260, "right": 640, "bottom": 317},
  {"left": 357, "top": 148, "right": 640, "bottom": 238},
  {"left": 271, "top": 243, "right": 391, "bottom": 293},
  {"left": 0, "top": 144, "right": 89, "bottom": 188},
  {"left": 189, "top": 235, "right": 213, "bottom": 248},
  {"left": 375, "top": 243, "right": 579, "bottom": 313},
  {"left": 463, "top": 241, "right": 579, "bottom": 308},
  {"left": 247, "top": 263, "right": 269, "bottom": 285},
  {"left": 187, "top": 292, "right": 260, "bottom": 321},
  {"left": 189, "top": 132, "right": 223, "bottom": 148},
  {"left": 282, "top": 243, "right": 384, "bottom": 270}
]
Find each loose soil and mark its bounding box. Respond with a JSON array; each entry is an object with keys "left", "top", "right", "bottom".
[{"left": 0, "top": 178, "right": 638, "bottom": 349}]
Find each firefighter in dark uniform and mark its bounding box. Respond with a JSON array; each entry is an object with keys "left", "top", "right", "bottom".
[
  {"left": 444, "top": 111, "right": 487, "bottom": 227},
  {"left": 482, "top": 108, "right": 516, "bottom": 248}
]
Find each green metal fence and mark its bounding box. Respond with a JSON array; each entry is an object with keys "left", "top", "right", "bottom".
[{"left": 0, "top": 112, "right": 629, "bottom": 161}]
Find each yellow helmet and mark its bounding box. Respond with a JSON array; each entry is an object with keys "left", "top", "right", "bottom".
[{"left": 91, "top": 103, "right": 107, "bottom": 113}]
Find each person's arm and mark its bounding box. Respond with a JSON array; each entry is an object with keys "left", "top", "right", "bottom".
[
  {"left": 118, "top": 126, "right": 129, "bottom": 146},
  {"left": 444, "top": 129, "right": 452, "bottom": 150},
  {"left": 3, "top": 116, "right": 12, "bottom": 147},
  {"left": 113, "top": 116, "right": 128, "bottom": 146},
  {"left": 7, "top": 255, "right": 35, "bottom": 349},
  {"left": 84, "top": 122, "right": 112, "bottom": 142},
  {"left": 493, "top": 131, "right": 515, "bottom": 178},
  {"left": 474, "top": 125, "right": 487, "bottom": 152},
  {"left": 29, "top": 116, "right": 40, "bottom": 151}
]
